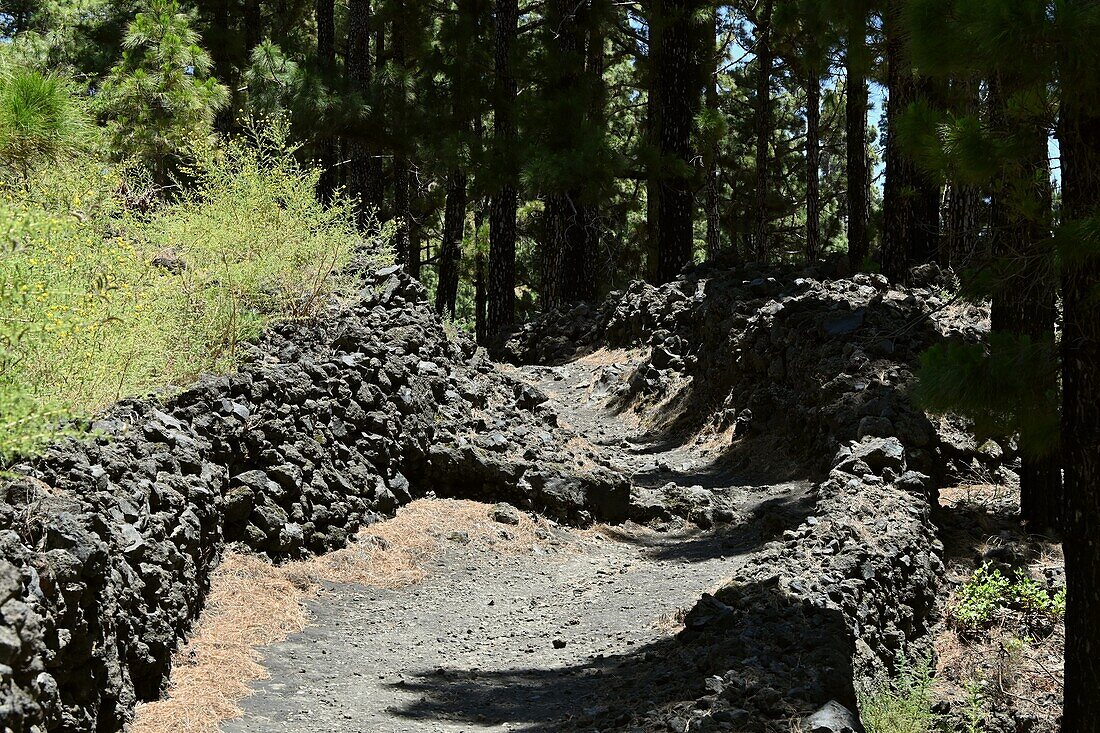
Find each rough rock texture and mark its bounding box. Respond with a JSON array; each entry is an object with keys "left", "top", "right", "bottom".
[
  {"left": 0, "top": 267, "right": 627, "bottom": 733},
  {"left": 504, "top": 260, "right": 998, "bottom": 730}
]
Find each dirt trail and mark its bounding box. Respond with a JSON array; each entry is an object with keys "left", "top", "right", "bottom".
[{"left": 214, "top": 354, "right": 812, "bottom": 732}]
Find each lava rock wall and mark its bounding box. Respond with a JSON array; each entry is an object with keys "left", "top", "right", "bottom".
[
  {"left": 507, "top": 262, "right": 999, "bottom": 730},
  {"left": 0, "top": 267, "right": 627, "bottom": 733}
]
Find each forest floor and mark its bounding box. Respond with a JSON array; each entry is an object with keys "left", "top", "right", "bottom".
[{"left": 136, "top": 350, "right": 815, "bottom": 733}]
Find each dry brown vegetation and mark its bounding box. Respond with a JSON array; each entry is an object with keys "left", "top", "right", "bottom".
[{"left": 132, "top": 499, "right": 549, "bottom": 733}]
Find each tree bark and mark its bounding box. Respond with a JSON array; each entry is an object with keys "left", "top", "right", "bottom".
[
  {"left": 436, "top": 0, "right": 478, "bottom": 317},
  {"left": 704, "top": 13, "right": 722, "bottom": 262},
  {"left": 475, "top": 251, "right": 488, "bottom": 345},
  {"left": 315, "top": 0, "right": 338, "bottom": 202},
  {"left": 541, "top": 0, "right": 592, "bottom": 309},
  {"left": 806, "top": 71, "right": 822, "bottom": 263},
  {"left": 845, "top": 10, "right": 869, "bottom": 271},
  {"left": 1058, "top": 41, "right": 1100, "bottom": 730},
  {"left": 987, "top": 78, "right": 1061, "bottom": 531},
  {"left": 487, "top": 0, "right": 519, "bottom": 339},
  {"left": 651, "top": 0, "right": 705, "bottom": 282},
  {"left": 347, "top": 0, "right": 383, "bottom": 225},
  {"left": 389, "top": 14, "right": 417, "bottom": 276},
  {"left": 942, "top": 78, "right": 982, "bottom": 268},
  {"left": 882, "top": 0, "right": 940, "bottom": 281},
  {"left": 752, "top": 0, "right": 774, "bottom": 263},
  {"left": 436, "top": 170, "right": 468, "bottom": 317}
]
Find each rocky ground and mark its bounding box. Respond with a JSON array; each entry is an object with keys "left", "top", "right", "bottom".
[
  {"left": 219, "top": 350, "right": 819, "bottom": 732},
  {"left": 3, "top": 257, "right": 1044, "bottom": 733}
]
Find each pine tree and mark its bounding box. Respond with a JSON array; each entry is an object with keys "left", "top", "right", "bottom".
[
  {"left": 435, "top": 0, "right": 485, "bottom": 318},
  {"left": 881, "top": 0, "right": 941, "bottom": 281},
  {"left": 751, "top": 0, "right": 775, "bottom": 262},
  {"left": 1056, "top": 1, "right": 1100, "bottom": 725},
  {"left": 774, "top": 0, "right": 837, "bottom": 264},
  {"left": 702, "top": 6, "right": 724, "bottom": 261},
  {"left": 649, "top": 0, "right": 707, "bottom": 282},
  {"left": 314, "top": 0, "right": 338, "bottom": 202},
  {"left": 100, "top": 0, "right": 228, "bottom": 183},
  {"left": 843, "top": 0, "right": 871, "bottom": 270},
  {"left": 346, "top": 0, "right": 382, "bottom": 226},
  {"left": 487, "top": 0, "right": 519, "bottom": 339},
  {"left": 905, "top": 0, "right": 1062, "bottom": 530},
  {"left": 0, "top": 65, "right": 89, "bottom": 178}
]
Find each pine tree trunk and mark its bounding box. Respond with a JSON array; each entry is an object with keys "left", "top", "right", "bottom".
[
  {"left": 846, "top": 12, "right": 869, "bottom": 271},
  {"left": 882, "top": 0, "right": 941, "bottom": 281},
  {"left": 574, "top": 4, "right": 607, "bottom": 301},
  {"left": 987, "top": 79, "right": 1061, "bottom": 531},
  {"left": 806, "top": 71, "right": 822, "bottom": 264},
  {"left": 942, "top": 78, "right": 982, "bottom": 268},
  {"left": 346, "top": 0, "right": 382, "bottom": 226},
  {"left": 436, "top": 0, "right": 477, "bottom": 317},
  {"left": 704, "top": 17, "right": 722, "bottom": 262},
  {"left": 752, "top": 0, "right": 774, "bottom": 263},
  {"left": 315, "top": 0, "right": 338, "bottom": 202},
  {"left": 943, "top": 180, "right": 981, "bottom": 267},
  {"left": 436, "top": 170, "right": 467, "bottom": 317},
  {"left": 541, "top": 0, "right": 591, "bottom": 309},
  {"left": 487, "top": 0, "right": 519, "bottom": 340},
  {"left": 652, "top": 0, "right": 705, "bottom": 282},
  {"left": 475, "top": 251, "right": 488, "bottom": 345},
  {"left": 647, "top": 86, "right": 661, "bottom": 278},
  {"left": 391, "top": 16, "right": 416, "bottom": 276},
  {"left": 1058, "top": 55, "right": 1100, "bottom": 732},
  {"left": 244, "top": 0, "right": 262, "bottom": 52}
]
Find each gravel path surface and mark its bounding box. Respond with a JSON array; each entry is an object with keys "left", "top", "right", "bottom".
[{"left": 224, "top": 355, "right": 811, "bottom": 732}]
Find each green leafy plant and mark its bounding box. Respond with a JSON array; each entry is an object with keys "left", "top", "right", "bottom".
[
  {"left": 952, "top": 563, "right": 1065, "bottom": 632},
  {"left": 860, "top": 655, "right": 938, "bottom": 733}
]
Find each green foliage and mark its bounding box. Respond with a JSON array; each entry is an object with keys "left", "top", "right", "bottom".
[
  {"left": 99, "top": 0, "right": 228, "bottom": 179},
  {"left": 0, "top": 63, "right": 90, "bottom": 177},
  {"left": 952, "top": 563, "right": 1066, "bottom": 632},
  {"left": 0, "top": 119, "right": 387, "bottom": 462},
  {"left": 859, "top": 655, "right": 938, "bottom": 733},
  {"left": 914, "top": 333, "right": 1061, "bottom": 458}
]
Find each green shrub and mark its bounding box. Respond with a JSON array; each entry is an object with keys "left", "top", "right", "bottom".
[
  {"left": 952, "top": 563, "right": 1065, "bottom": 632},
  {"left": 860, "top": 656, "right": 938, "bottom": 733},
  {"left": 0, "top": 119, "right": 389, "bottom": 462}
]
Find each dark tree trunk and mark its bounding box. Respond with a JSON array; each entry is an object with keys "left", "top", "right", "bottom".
[
  {"left": 882, "top": 0, "right": 940, "bottom": 281},
  {"left": 846, "top": 11, "right": 869, "bottom": 270},
  {"left": 647, "top": 85, "right": 661, "bottom": 278},
  {"left": 391, "top": 17, "right": 416, "bottom": 276},
  {"left": 704, "top": 15, "right": 722, "bottom": 262},
  {"left": 541, "top": 0, "right": 591, "bottom": 309},
  {"left": 752, "top": 0, "right": 774, "bottom": 262},
  {"left": 575, "top": 3, "right": 607, "bottom": 300},
  {"left": 244, "top": 0, "right": 262, "bottom": 53},
  {"left": 487, "top": 0, "right": 519, "bottom": 339},
  {"left": 1058, "top": 45, "right": 1100, "bottom": 732},
  {"left": 806, "top": 71, "right": 822, "bottom": 263},
  {"left": 944, "top": 181, "right": 982, "bottom": 267},
  {"left": 347, "top": 0, "right": 383, "bottom": 225},
  {"left": 651, "top": 0, "right": 706, "bottom": 282},
  {"left": 436, "top": 170, "right": 468, "bottom": 317},
  {"left": 315, "top": 0, "right": 338, "bottom": 202},
  {"left": 942, "top": 78, "right": 982, "bottom": 268},
  {"left": 436, "top": 0, "right": 478, "bottom": 317},
  {"left": 987, "top": 79, "right": 1061, "bottom": 531},
  {"left": 475, "top": 251, "right": 488, "bottom": 345}
]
